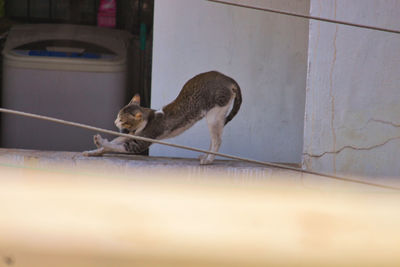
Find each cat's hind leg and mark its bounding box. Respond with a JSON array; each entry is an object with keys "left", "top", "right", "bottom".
[{"left": 200, "top": 105, "right": 231, "bottom": 165}]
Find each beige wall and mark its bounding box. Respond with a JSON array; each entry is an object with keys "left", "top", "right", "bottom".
[{"left": 151, "top": 0, "right": 310, "bottom": 163}]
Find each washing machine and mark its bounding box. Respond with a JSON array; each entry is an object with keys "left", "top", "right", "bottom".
[{"left": 1, "top": 24, "right": 132, "bottom": 151}]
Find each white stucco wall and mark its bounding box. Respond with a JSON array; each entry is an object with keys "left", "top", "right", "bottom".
[
  {"left": 150, "top": 0, "right": 309, "bottom": 163},
  {"left": 303, "top": 0, "right": 400, "bottom": 177}
]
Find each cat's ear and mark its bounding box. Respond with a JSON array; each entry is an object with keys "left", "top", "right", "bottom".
[{"left": 129, "top": 94, "right": 141, "bottom": 105}]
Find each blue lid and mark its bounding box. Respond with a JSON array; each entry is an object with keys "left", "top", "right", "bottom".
[
  {"left": 28, "top": 50, "right": 101, "bottom": 59},
  {"left": 13, "top": 39, "right": 116, "bottom": 60}
]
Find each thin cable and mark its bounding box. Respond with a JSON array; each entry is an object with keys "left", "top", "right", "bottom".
[
  {"left": 207, "top": 0, "right": 400, "bottom": 35},
  {"left": 0, "top": 108, "right": 399, "bottom": 191}
]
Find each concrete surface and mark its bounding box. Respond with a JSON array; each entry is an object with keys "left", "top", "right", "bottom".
[
  {"left": 0, "top": 148, "right": 398, "bottom": 193},
  {"left": 151, "top": 0, "right": 310, "bottom": 164},
  {"left": 303, "top": 0, "right": 400, "bottom": 177},
  {"left": 0, "top": 148, "right": 299, "bottom": 180}
]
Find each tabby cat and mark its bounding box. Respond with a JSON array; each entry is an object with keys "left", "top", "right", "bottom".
[{"left": 83, "top": 71, "right": 242, "bottom": 165}]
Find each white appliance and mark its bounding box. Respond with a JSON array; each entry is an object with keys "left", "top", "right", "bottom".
[{"left": 1, "top": 24, "right": 131, "bottom": 151}]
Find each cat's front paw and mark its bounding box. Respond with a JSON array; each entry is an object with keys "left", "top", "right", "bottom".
[
  {"left": 94, "top": 134, "right": 108, "bottom": 148},
  {"left": 82, "top": 147, "right": 105, "bottom": 157}
]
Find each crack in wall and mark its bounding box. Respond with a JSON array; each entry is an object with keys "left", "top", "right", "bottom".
[
  {"left": 369, "top": 118, "right": 400, "bottom": 128},
  {"left": 303, "top": 135, "right": 400, "bottom": 158},
  {"left": 305, "top": 117, "right": 400, "bottom": 158},
  {"left": 338, "top": 118, "right": 400, "bottom": 132}
]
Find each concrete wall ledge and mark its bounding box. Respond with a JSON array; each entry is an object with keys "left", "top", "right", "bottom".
[
  {"left": 0, "top": 148, "right": 397, "bottom": 193},
  {"left": 0, "top": 148, "right": 297, "bottom": 180}
]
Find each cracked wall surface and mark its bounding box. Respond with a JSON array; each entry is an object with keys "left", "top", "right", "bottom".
[{"left": 303, "top": 0, "right": 400, "bottom": 177}]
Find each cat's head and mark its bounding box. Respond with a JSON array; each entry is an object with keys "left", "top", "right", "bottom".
[{"left": 115, "top": 94, "right": 147, "bottom": 134}]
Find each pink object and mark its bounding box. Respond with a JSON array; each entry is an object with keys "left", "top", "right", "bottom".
[{"left": 97, "top": 0, "right": 116, "bottom": 28}]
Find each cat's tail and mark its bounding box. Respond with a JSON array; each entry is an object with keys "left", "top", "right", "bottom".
[{"left": 225, "top": 84, "right": 242, "bottom": 125}]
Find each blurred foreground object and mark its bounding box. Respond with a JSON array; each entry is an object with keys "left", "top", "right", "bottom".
[{"left": 0, "top": 165, "right": 399, "bottom": 267}]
